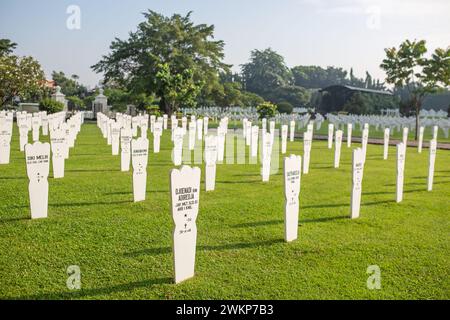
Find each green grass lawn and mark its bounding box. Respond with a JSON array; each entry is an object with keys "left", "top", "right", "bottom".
[{"left": 0, "top": 123, "right": 449, "bottom": 300}]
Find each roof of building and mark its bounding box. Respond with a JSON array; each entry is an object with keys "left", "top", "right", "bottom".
[{"left": 320, "top": 85, "right": 393, "bottom": 96}]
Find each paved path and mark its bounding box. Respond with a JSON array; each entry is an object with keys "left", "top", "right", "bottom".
[{"left": 295, "top": 134, "right": 450, "bottom": 150}]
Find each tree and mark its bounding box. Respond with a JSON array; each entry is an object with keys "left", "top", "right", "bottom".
[
  {"left": 292, "top": 65, "right": 347, "bottom": 88},
  {"left": 39, "top": 98, "right": 64, "bottom": 113},
  {"left": 0, "top": 39, "right": 17, "bottom": 56},
  {"left": 0, "top": 55, "right": 45, "bottom": 107},
  {"left": 52, "top": 71, "right": 87, "bottom": 98},
  {"left": 92, "top": 10, "right": 229, "bottom": 114},
  {"left": 241, "top": 48, "right": 293, "bottom": 97},
  {"left": 265, "top": 85, "right": 311, "bottom": 107},
  {"left": 155, "top": 63, "right": 203, "bottom": 113},
  {"left": 380, "top": 40, "right": 450, "bottom": 139},
  {"left": 256, "top": 101, "right": 277, "bottom": 119},
  {"left": 276, "top": 101, "right": 293, "bottom": 114},
  {"left": 67, "top": 95, "right": 85, "bottom": 110}
]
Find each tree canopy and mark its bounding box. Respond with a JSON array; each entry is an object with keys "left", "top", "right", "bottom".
[
  {"left": 380, "top": 39, "right": 450, "bottom": 138},
  {"left": 52, "top": 71, "right": 87, "bottom": 98},
  {"left": 92, "top": 10, "right": 230, "bottom": 114},
  {"left": 0, "top": 40, "right": 45, "bottom": 107},
  {"left": 241, "top": 48, "right": 293, "bottom": 95},
  {"left": 0, "top": 39, "right": 17, "bottom": 56}
]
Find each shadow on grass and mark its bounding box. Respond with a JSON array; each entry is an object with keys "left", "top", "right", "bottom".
[
  {"left": 49, "top": 200, "right": 131, "bottom": 208},
  {"left": 362, "top": 189, "right": 424, "bottom": 195},
  {"left": 0, "top": 176, "right": 27, "bottom": 180},
  {"left": 66, "top": 169, "right": 118, "bottom": 173},
  {"left": 124, "top": 239, "right": 284, "bottom": 258},
  {"left": 310, "top": 166, "right": 334, "bottom": 170},
  {"left": 7, "top": 277, "right": 173, "bottom": 300},
  {"left": 302, "top": 203, "right": 348, "bottom": 209},
  {"left": 0, "top": 216, "right": 29, "bottom": 223},
  {"left": 104, "top": 190, "right": 168, "bottom": 196},
  {"left": 232, "top": 215, "right": 348, "bottom": 228},
  {"left": 217, "top": 180, "right": 260, "bottom": 184}
]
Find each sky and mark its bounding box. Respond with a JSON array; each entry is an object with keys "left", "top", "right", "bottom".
[{"left": 1, "top": 0, "right": 449, "bottom": 88}]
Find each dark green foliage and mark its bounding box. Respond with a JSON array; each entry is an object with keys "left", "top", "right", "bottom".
[
  {"left": 256, "top": 101, "right": 277, "bottom": 119},
  {"left": 66, "top": 96, "right": 85, "bottom": 111},
  {"left": 92, "top": 10, "right": 229, "bottom": 114},
  {"left": 276, "top": 101, "right": 293, "bottom": 114},
  {"left": 241, "top": 48, "right": 293, "bottom": 97},
  {"left": 292, "top": 65, "right": 348, "bottom": 89},
  {"left": 265, "top": 85, "right": 311, "bottom": 107},
  {"left": 52, "top": 71, "right": 87, "bottom": 98},
  {"left": 39, "top": 98, "right": 64, "bottom": 113},
  {"left": 0, "top": 39, "right": 17, "bottom": 56}
]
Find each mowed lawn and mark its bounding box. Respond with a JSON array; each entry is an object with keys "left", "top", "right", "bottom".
[{"left": 0, "top": 122, "right": 449, "bottom": 300}]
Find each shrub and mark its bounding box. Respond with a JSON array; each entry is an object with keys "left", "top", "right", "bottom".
[
  {"left": 277, "top": 101, "right": 293, "bottom": 114},
  {"left": 39, "top": 98, "right": 64, "bottom": 113},
  {"left": 146, "top": 105, "right": 161, "bottom": 117},
  {"left": 256, "top": 101, "right": 277, "bottom": 119},
  {"left": 67, "top": 96, "right": 85, "bottom": 110}
]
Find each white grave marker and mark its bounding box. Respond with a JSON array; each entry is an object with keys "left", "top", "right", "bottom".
[
  {"left": 196, "top": 119, "right": 203, "bottom": 140},
  {"left": 347, "top": 123, "right": 352, "bottom": 147},
  {"left": 173, "top": 127, "right": 184, "bottom": 166},
  {"left": 153, "top": 121, "right": 163, "bottom": 153},
  {"left": 361, "top": 128, "right": 369, "bottom": 163},
  {"left": 111, "top": 123, "right": 121, "bottom": 156},
  {"left": 50, "top": 129, "right": 66, "bottom": 178},
  {"left": 251, "top": 125, "right": 259, "bottom": 158},
  {"left": 284, "top": 155, "right": 301, "bottom": 242},
  {"left": 302, "top": 131, "right": 312, "bottom": 174},
  {"left": 32, "top": 117, "right": 40, "bottom": 142},
  {"left": 19, "top": 123, "right": 29, "bottom": 152},
  {"left": 25, "top": 142, "right": 50, "bottom": 219},
  {"left": 203, "top": 117, "right": 209, "bottom": 136},
  {"left": 261, "top": 132, "right": 272, "bottom": 182},
  {"left": 289, "top": 120, "right": 295, "bottom": 142},
  {"left": 383, "top": 128, "right": 390, "bottom": 160},
  {"left": 427, "top": 139, "right": 437, "bottom": 191},
  {"left": 396, "top": 143, "right": 406, "bottom": 203},
  {"left": 0, "top": 125, "right": 11, "bottom": 164},
  {"left": 281, "top": 125, "right": 288, "bottom": 154},
  {"left": 120, "top": 128, "right": 132, "bottom": 172},
  {"left": 170, "top": 165, "right": 201, "bottom": 284},
  {"left": 350, "top": 148, "right": 364, "bottom": 219},
  {"left": 204, "top": 136, "right": 218, "bottom": 191},
  {"left": 334, "top": 130, "right": 343, "bottom": 168},
  {"left": 418, "top": 126, "right": 424, "bottom": 153},
  {"left": 327, "top": 123, "right": 334, "bottom": 149},
  {"left": 432, "top": 125, "right": 438, "bottom": 140},
  {"left": 188, "top": 121, "right": 196, "bottom": 151},
  {"left": 131, "top": 137, "right": 149, "bottom": 202},
  {"left": 402, "top": 127, "right": 408, "bottom": 145}
]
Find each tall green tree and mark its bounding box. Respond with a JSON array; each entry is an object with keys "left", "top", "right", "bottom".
[
  {"left": 155, "top": 63, "right": 203, "bottom": 113},
  {"left": 380, "top": 40, "right": 450, "bottom": 139},
  {"left": 92, "top": 10, "right": 229, "bottom": 114},
  {"left": 52, "top": 71, "right": 87, "bottom": 98},
  {"left": 0, "top": 55, "right": 45, "bottom": 107},
  {"left": 0, "top": 39, "right": 17, "bottom": 56},
  {"left": 241, "top": 48, "right": 293, "bottom": 96},
  {"left": 291, "top": 65, "right": 348, "bottom": 89}
]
